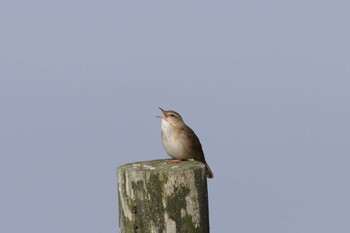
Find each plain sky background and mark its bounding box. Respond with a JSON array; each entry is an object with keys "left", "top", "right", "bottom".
[{"left": 1, "top": 0, "right": 349, "bottom": 232}]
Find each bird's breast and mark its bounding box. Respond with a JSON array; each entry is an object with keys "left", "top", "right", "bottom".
[{"left": 161, "top": 122, "right": 190, "bottom": 160}]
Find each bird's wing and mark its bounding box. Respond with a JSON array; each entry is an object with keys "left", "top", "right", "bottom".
[{"left": 183, "top": 125, "right": 206, "bottom": 163}]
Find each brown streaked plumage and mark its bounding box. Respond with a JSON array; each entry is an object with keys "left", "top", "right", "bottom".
[{"left": 158, "top": 107, "right": 214, "bottom": 178}]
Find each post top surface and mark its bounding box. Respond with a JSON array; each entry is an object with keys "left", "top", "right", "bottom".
[{"left": 118, "top": 159, "right": 206, "bottom": 173}]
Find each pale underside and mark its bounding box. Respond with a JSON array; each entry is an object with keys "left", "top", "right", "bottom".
[{"left": 161, "top": 119, "right": 202, "bottom": 161}]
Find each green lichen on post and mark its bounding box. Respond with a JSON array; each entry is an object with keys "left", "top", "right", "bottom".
[
  {"left": 133, "top": 174, "right": 166, "bottom": 233},
  {"left": 117, "top": 159, "right": 209, "bottom": 233},
  {"left": 165, "top": 186, "right": 197, "bottom": 232}
]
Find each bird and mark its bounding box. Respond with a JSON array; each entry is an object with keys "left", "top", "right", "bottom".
[{"left": 157, "top": 107, "right": 213, "bottom": 178}]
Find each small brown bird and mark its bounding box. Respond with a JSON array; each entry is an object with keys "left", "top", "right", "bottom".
[{"left": 158, "top": 107, "right": 214, "bottom": 178}]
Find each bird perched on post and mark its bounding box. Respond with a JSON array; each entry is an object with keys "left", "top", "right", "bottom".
[{"left": 157, "top": 107, "right": 214, "bottom": 178}]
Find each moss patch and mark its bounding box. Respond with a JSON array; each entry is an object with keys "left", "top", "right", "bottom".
[{"left": 165, "top": 186, "right": 198, "bottom": 232}]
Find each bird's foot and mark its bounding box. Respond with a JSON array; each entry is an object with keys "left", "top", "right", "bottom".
[{"left": 168, "top": 159, "right": 183, "bottom": 164}]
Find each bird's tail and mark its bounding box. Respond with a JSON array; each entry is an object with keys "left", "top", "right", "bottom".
[{"left": 205, "top": 162, "right": 214, "bottom": 179}]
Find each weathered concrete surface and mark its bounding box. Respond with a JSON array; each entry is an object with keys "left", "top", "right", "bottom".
[{"left": 117, "top": 159, "right": 209, "bottom": 233}]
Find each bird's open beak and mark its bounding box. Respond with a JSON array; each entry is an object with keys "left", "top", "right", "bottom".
[{"left": 156, "top": 107, "right": 166, "bottom": 118}]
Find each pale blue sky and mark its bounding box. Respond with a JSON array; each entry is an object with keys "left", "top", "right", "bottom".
[{"left": 1, "top": 1, "right": 350, "bottom": 232}]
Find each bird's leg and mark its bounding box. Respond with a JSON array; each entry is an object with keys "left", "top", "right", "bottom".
[{"left": 168, "top": 159, "right": 184, "bottom": 164}]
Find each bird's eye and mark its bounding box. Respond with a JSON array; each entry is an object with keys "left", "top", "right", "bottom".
[{"left": 170, "top": 114, "right": 175, "bottom": 117}]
